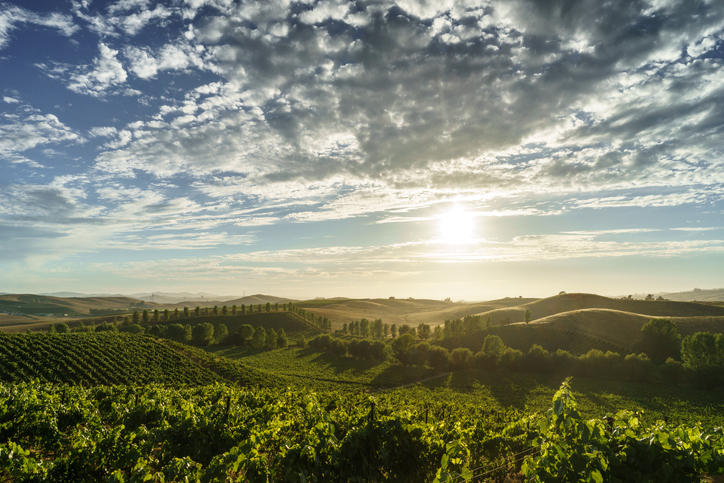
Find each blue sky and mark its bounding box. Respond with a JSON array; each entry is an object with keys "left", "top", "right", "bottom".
[{"left": 0, "top": 0, "right": 723, "bottom": 300}]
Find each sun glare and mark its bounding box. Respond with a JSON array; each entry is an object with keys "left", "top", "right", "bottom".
[{"left": 439, "top": 206, "right": 475, "bottom": 245}]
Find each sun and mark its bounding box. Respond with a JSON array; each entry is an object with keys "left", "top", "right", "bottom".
[{"left": 439, "top": 206, "right": 475, "bottom": 245}]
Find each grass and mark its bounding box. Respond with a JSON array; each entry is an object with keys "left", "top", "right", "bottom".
[{"left": 206, "top": 345, "right": 440, "bottom": 391}]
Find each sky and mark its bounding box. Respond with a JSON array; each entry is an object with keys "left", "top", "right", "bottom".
[{"left": 0, "top": 0, "right": 723, "bottom": 301}]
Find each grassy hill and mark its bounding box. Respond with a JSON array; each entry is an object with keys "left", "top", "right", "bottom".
[
  {"left": 477, "top": 293, "right": 724, "bottom": 326},
  {"left": 0, "top": 293, "right": 146, "bottom": 317},
  {"left": 299, "top": 297, "right": 539, "bottom": 329}
]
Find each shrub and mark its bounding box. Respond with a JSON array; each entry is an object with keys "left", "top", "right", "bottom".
[
  {"left": 309, "top": 334, "right": 332, "bottom": 350},
  {"left": 450, "top": 348, "right": 473, "bottom": 371},
  {"left": 498, "top": 347, "right": 524, "bottom": 372},
  {"left": 428, "top": 346, "right": 450, "bottom": 370},
  {"left": 329, "top": 338, "right": 349, "bottom": 356}
]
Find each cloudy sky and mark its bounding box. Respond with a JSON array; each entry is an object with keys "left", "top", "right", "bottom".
[{"left": 0, "top": 0, "right": 723, "bottom": 300}]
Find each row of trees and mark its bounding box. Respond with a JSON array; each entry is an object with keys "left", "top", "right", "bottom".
[{"left": 127, "top": 302, "right": 288, "bottom": 324}]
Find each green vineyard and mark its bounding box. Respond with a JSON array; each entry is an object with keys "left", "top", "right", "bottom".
[
  {"left": 2, "top": 380, "right": 723, "bottom": 482},
  {"left": 0, "top": 333, "right": 221, "bottom": 386}
]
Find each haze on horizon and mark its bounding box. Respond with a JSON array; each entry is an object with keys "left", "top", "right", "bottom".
[{"left": 1, "top": 0, "right": 723, "bottom": 301}]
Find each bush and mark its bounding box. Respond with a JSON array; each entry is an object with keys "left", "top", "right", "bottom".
[
  {"left": 192, "top": 322, "right": 215, "bottom": 346},
  {"left": 428, "top": 346, "right": 450, "bottom": 370},
  {"left": 309, "top": 334, "right": 332, "bottom": 350},
  {"left": 450, "top": 348, "right": 473, "bottom": 371},
  {"left": 411, "top": 342, "right": 430, "bottom": 367},
  {"left": 265, "top": 328, "right": 278, "bottom": 349},
  {"left": 498, "top": 347, "right": 524, "bottom": 372},
  {"left": 523, "top": 344, "right": 552, "bottom": 373},
  {"left": 329, "top": 338, "right": 349, "bottom": 356},
  {"left": 391, "top": 334, "right": 416, "bottom": 365},
  {"left": 474, "top": 350, "right": 495, "bottom": 371},
  {"left": 370, "top": 341, "right": 388, "bottom": 361}
]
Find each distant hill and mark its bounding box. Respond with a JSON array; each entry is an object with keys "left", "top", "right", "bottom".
[
  {"left": 476, "top": 293, "right": 724, "bottom": 325},
  {"left": 130, "top": 292, "right": 239, "bottom": 304},
  {"left": 216, "top": 294, "right": 297, "bottom": 306},
  {"left": 659, "top": 288, "right": 724, "bottom": 302},
  {"left": 297, "top": 297, "right": 539, "bottom": 329},
  {"left": 0, "top": 294, "right": 146, "bottom": 317}
]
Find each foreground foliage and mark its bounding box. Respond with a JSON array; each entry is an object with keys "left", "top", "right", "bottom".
[{"left": 1, "top": 380, "right": 723, "bottom": 482}]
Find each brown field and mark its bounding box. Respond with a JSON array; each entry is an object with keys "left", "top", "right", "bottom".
[{"left": 303, "top": 297, "right": 539, "bottom": 329}]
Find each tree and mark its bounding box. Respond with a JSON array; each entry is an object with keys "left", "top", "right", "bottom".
[
  {"left": 213, "top": 306, "right": 219, "bottom": 316},
  {"left": 417, "top": 323, "right": 431, "bottom": 340},
  {"left": 192, "top": 323, "right": 215, "bottom": 346},
  {"left": 524, "top": 309, "right": 532, "bottom": 324},
  {"left": 266, "top": 328, "right": 278, "bottom": 348},
  {"left": 274, "top": 302, "right": 279, "bottom": 312},
  {"left": 249, "top": 304, "right": 253, "bottom": 314},
  {"left": 450, "top": 348, "right": 473, "bottom": 371},
  {"left": 153, "top": 310, "right": 160, "bottom": 323},
  {"left": 433, "top": 325, "right": 443, "bottom": 340},
  {"left": 194, "top": 306, "right": 200, "bottom": 317},
  {"left": 124, "top": 315, "right": 132, "bottom": 326},
  {"left": 342, "top": 322, "right": 348, "bottom": 335},
  {"left": 215, "top": 323, "right": 229, "bottom": 344},
  {"left": 428, "top": 346, "right": 450, "bottom": 370},
  {"left": 398, "top": 324, "right": 412, "bottom": 336},
  {"left": 253, "top": 326, "right": 266, "bottom": 347},
  {"left": 360, "top": 319, "right": 370, "bottom": 338},
  {"left": 163, "top": 309, "right": 170, "bottom": 322},
  {"left": 639, "top": 318, "right": 681, "bottom": 363},
  {"left": 183, "top": 307, "right": 190, "bottom": 318},
  {"left": 173, "top": 308, "right": 179, "bottom": 320},
  {"left": 383, "top": 323, "right": 389, "bottom": 338},
  {"left": 56, "top": 323, "right": 69, "bottom": 334},
  {"left": 482, "top": 334, "right": 506, "bottom": 358},
  {"left": 166, "top": 324, "right": 189, "bottom": 343},
  {"left": 391, "top": 334, "right": 416, "bottom": 364},
  {"left": 681, "top": 332, "right": 724, "bottom": 387},
  {"left": 232, "top": 305, "right": 237, "bottom": 316},
  {"left": 234, "top": 324, "right": 254, "bottom": 345},
  {"left": 46, "top": 324, "right": 56, "bottom": 334},
  {"left": 222, "top": 305, "right": 228, "bottom": 316},
  {"left": 142, "top": 309, "right": 150, "bottom": 324},
  {"left": 96, "top": 321, "right": 117, "bottom": 332},
  {"left": 257, "top": 304, "right": 262, "bottom": 313},
  {"left": 372, "top": 319, "right": 384, "bottom": 338},
  {"left": 277, "top": 328, "right": 288, "bottom": 348},
  {"left": 390, "top": 324, "right": 397, "bottom": 338},
  {"left": 241, "top": 304, "right": 246, "bottom": 315},
  {"left": 132, "top": 311, "right": 140, "bottom": 324}
]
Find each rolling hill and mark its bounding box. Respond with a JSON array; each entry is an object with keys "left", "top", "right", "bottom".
[
  {"left": 297, "top": 297, "right": 539, "bottom": 329},
  {"left": 476, "top": 293, "right": 724, "bottom": 326},
  {"left": 0, "top": 294, "right": 147, "bottom": 317}
]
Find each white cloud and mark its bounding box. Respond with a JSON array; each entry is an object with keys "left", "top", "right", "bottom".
[
  {"left": 0, "top": 5, "right": 78, "bottom": 50},
  {"left": 67, "top": 43, "right": 128, "bottom": 97}
]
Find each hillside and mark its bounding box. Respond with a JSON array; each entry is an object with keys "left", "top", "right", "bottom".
[
  {"left": 298, "top": 297, "right": 539, "bottom": 329},
  {"left": 0, "top": 294, "right": 146, "bottom": 317},
  {"left": 477, "top": 293, "right": 724, "bottom": 326},
  {"left": 0, "top": 332, "right": 222, "bottom": 385},
  {"left": 659, "top": 288, "right": 724, "bottom": 302},
  {"left": 522, "top": 308, "right": 724, "bottom": 350}
]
